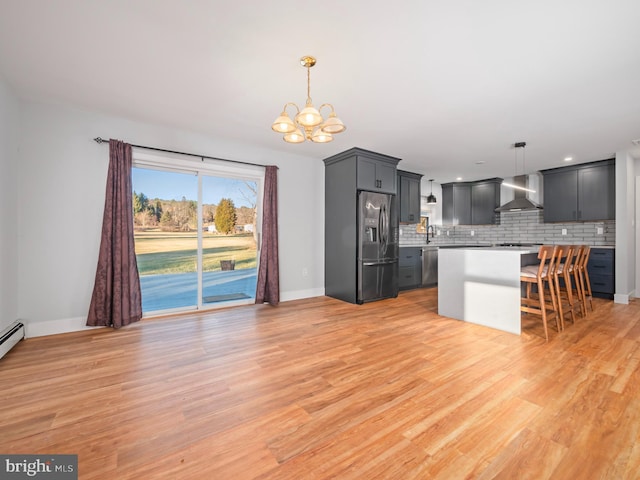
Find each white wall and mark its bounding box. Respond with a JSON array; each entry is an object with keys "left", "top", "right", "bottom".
[
  {"left": 636, "top": 159, "right": 640, "bottom": 298},
  {"left": 614, "top": 151, "right": 636, "bottom": 303},
  {"left": 0, "top": 77, "right": 19, "bottom": 332},
  {"left": 17, "top": 101, "right": 325, "bottom": 336}
]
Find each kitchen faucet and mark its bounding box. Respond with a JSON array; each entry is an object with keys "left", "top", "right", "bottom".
[{"left": 426, "top": 225, "right": 435, "bottom": 244}]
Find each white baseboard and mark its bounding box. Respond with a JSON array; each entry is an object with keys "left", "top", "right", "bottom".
[
  {"left": 23, "top": 288, "right": 326, "bottom": 338},
  {"left": 614, "top": 293, "right": 631, "bottom": 304},
  {"left": 25, "top": 317, "right": 104, "bottom": 338},
  {"left": 280, "top": 287, "right": 324, "bottom": 302}
]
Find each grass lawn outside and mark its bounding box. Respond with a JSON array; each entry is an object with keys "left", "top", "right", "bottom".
[{"left": 135, "top": 230, "right": 257, "bottom": 275}]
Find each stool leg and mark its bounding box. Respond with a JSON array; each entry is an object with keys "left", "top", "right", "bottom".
[
  {"left": 538, "top": 277, "right": 549, "bottom": 342},
  {"left": 553, "top": 272, "right": 565, "bottom": 331}
]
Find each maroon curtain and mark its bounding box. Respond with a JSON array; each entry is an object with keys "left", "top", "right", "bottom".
[
  {"left": 255, "top": 165, "right": 280, "bottom": 305},
  {"left": 87, "top": 139, "right": 142, "bottom": 328}
]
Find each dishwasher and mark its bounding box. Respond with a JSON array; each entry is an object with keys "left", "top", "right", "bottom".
[{"left": 421, "top": 246, "right": 438, "bottom": 286}]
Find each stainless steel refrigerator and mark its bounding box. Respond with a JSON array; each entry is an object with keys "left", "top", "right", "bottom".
[{"left": 357, "top": 191, "right": 399, "bottom": 303}]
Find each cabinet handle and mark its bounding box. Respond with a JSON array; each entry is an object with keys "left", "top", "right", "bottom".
[{"left": 578, "top": 210, "right": 582, "bottom": 220}]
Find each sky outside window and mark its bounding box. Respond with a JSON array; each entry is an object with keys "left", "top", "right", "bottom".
[{"left": 132, "top": 168, "right": 256, "bottom": 206}]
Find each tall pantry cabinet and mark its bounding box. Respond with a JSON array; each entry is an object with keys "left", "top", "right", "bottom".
[{"left": 323, "top": 147, "right": 400, "bottom": 303}]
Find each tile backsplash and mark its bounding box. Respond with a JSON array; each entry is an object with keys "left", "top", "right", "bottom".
[{"left": 399, "top": 210, "right": 615, "bottom": 246}]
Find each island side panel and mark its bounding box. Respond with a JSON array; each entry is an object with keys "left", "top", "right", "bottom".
[
  {"left": 438, "top": 249, "right": 466, "bottom": 321},
  {"left": 438, "top": 248, "right": 522, "bottom": 335}
]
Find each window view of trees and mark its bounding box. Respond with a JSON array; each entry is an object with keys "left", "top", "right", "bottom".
[
  {"left": 132, "top": 168, "right": 260, "bottom": 312},
  {"left": 132, "top": 191, "right": 255, "bottom": 233}
]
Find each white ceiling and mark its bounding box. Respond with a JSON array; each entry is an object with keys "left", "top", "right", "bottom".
[{"left": 1, "top": 0, "right": 640, "bottom": 182}]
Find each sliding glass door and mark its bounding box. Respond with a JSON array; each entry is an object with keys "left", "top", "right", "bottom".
[
  {"left": 132, "top": 159, "right": 261, "bottom": 315},
  {"left": 201, "top": 175, "right": 258, "bottom": 306}
]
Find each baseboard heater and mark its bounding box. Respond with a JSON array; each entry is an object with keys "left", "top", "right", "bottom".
[{"left": 0, "top": 321, "right": 25, "bottom": 361}]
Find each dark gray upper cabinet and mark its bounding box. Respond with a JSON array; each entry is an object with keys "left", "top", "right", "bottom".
[
  {"left": 543, "top": 169, "right": 578, "bottom": 222},
  {"left": 471, "top": 179, "right": 502, "bottom": 225},
  {"left": 397, "top": 170, "right": 423, "bottom": 223},
  {"left": 541, "top": 159, "right": 615, "bottom": 222},
  {"left": 356, "top": 156, "right": 397, "bottom": 194},
  {"left": 442, "top": 183, "right": 471, "bottom": 225},
  {"left": 442, "top": 178, "right": 501, "bottom": 225}
]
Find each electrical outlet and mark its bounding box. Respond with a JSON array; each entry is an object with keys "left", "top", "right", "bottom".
[
  {"left": 446, "top": 230, "right": 450, "bottom": 236},
  {"left": 561, "top": 228, "right": 567, "bottom": 235},
  {"left": 597, "top": 227, "right": 604, "bottom": 235},
  {"left": 470, "top": 230, "right": 475, "bottom": 236},
  {"left": 399, "top": 228, "right": 403, "bottom": 235},
  {"left": 302, "top": 268, "right": 308, "bottom": 277}
]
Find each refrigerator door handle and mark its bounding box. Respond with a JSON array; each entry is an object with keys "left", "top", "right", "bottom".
[
  {"left": 380, "top": 203, "right": 387, "bottom": 250},
  {"left": 362, "top": 259, "right": 397, "bottom": 266}
]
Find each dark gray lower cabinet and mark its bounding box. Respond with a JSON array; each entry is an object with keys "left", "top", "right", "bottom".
[
  {"left": 587, "top": 248, "right": 615, "bottom": 299},
  {"left": 399, "top": 247, "right": 422, "bottom": 290}
]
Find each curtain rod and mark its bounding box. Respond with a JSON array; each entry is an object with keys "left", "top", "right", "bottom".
[{"left": 93, "top": 137, "right": 272, "bottom": 169}]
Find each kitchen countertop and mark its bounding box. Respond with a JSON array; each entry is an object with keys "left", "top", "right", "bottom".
[{"left": 400, "top": 243, "right": 615, "bottom": 249}]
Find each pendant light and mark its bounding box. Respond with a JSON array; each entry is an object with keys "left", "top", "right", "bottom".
[
  {"left": 426, "top": 179, "right": 437, "bottom": 204},
  {"left": 502, "top": 142, "right": 536, "bottom": 193}
]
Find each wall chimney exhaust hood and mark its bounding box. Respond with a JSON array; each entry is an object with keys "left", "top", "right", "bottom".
[{"left": 495, "top": 175, "right": 542, "bottom": 212}]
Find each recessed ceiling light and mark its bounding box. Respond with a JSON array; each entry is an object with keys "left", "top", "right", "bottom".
[
  {"left": 456, "top": 177, "right": 463, "bottom": 181},
  {"left": 475, "top": 161, "right": 485, "bottom": 165},
  {"left": 564, "top": 156, "right": 573, "bottom": 162},
  {"left": 632, "top": 139, "right": 640, "bottom": 146}
]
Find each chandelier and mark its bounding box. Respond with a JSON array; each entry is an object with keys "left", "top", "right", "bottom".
[{"left": 271, "top": 56, "right": 346, "bottom": 143}]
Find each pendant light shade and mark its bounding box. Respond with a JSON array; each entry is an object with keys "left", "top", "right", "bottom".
[
  {"left": 296, "top": 103, "right": 323, "bottom": 128},
  {"left": 427, "top": 179, "right": 437, "bottom": 204},
  {"left": 271, "top": 110, "right": 297, "bottom": 134}
]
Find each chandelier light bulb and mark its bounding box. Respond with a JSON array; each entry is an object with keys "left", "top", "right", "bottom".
[
  {"left": 296, "top": 104, "right": 322, "bottom": 128},
  {"left": 271, "top": 111, "right": 296, "bottom": 134},
  {"left": 283, "top": 129, "right": 305, "bottom": 144},
  {"left": 311, "top": 128, "right": 333, "bottom": 143}
]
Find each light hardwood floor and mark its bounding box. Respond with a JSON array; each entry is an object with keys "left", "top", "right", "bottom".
[{"left": 1, "top": 289, "right": 639, "bottom": 479}]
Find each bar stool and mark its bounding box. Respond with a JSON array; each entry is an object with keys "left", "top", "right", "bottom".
[
  {"left": 579, "top": 246, "right": 594, "bottom": 312},
  {"left": 569, "top": 245, "right": 587, "bottom": 317},
  {"left": 520, "top": 245, "right": 561, "bottom": 341},
  {"left": 554, "top": 245, "right": 577, "bottom": 329}
]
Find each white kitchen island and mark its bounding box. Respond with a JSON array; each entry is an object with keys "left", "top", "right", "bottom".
[{"left": 438, "top": 246, "right": 539, "bottom": 335}]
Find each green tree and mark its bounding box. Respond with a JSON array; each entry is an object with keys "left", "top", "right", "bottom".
[
  {"left": 215, "top": 198, "right": 237, "bottom": 234},
  {"left": 133, "top": 191, "right": 145, "bottom": 214}
]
